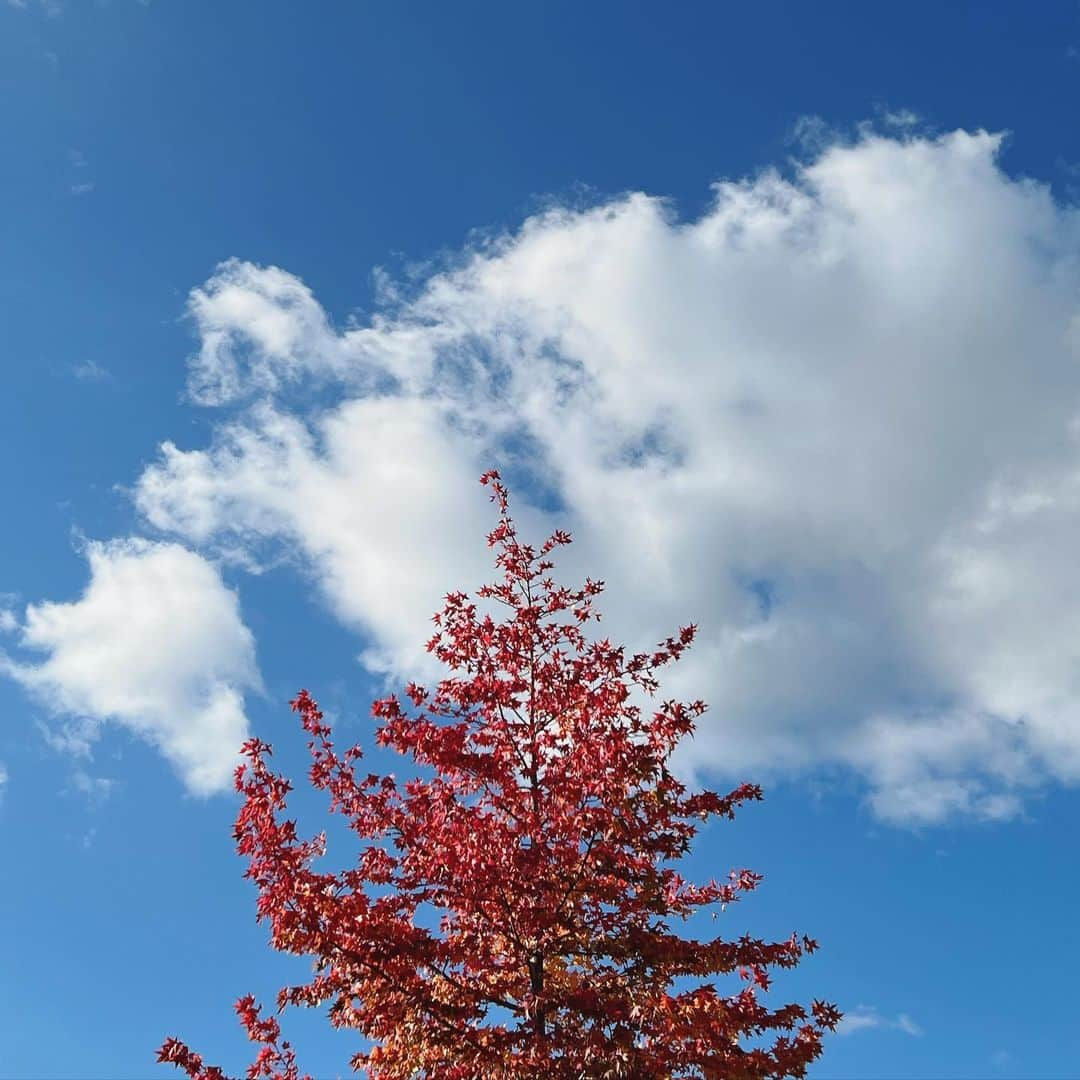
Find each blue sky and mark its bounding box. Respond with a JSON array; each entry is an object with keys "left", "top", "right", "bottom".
[{"left": 3, "top": 2, "right": 1080, "bottom": 1077}]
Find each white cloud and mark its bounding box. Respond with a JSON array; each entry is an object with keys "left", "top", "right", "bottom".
[
  {"left": 36, "top": 712, "right": 99, "bottom": 758},
  {"left": 70, "top": 768, "right": 114, "bottom": 803},
  {"left": 134, "top": 125, "right": 1080, "bottom": 822},
  {"left": 137, "top": 398, "right": 499, "bottom": 681},
  {"left": 185, "top": 260, "right": 358, "bottom": 405},
  {"left": 6, "top": 0, "right": 63, "bottom": 16},
  {"left": 72, "top": 359, "right": 109, "bottom": 381},
  {"left": 2, "top": 539, "right": 260, "bottom": 795},
  {"left": 879, "top": 108, "right": 921, "bottom": 130},
  {"left": 837, "top": 1005, "right": 922, "bottom": 1038}
]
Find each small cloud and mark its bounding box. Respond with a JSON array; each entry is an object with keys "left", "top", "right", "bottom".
[
  {"left": 837, "top": 1005, "right": 923, "bottom": 1038},
  {"left": 70, "top": 768, "right": 114, "bottom": 804},
  {"left": 70, "top": 182, "right": 94, "bottom": 196},
  {"left": 894, "top": 1013, "right": 923, "bottom": 1037},
  {"left": 68, "top": 148, "right": 87, "bottom": 168},
  {"left": 0, "top": 608, "right": 17, "bottom": 634},
  {"left": 72, "top": 359, "right": 110, "bottom": 382},
  {"left": 3, "top": 538, "right": 261, "bottom": 795},
  {"left": 789, "top": 114, "right": 834, "bottom": 154},
  {"left": 837, "top": 1007, "right": 883, "bottom": 1036},
  {"left": 36, "top": 715, "right": 100, "bottom": 758},
  {"left": 7, "top": 0, "right": 63, "bottom": 15},
  {"left": 881, "top": 107, "right": 920, "bottom": 129}
]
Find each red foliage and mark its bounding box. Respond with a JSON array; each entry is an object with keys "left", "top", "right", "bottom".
[{"left": 158, "top": 470, "right": 840, "bottom": 1078}]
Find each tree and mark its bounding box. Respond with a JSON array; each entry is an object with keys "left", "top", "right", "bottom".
[{"left": 158, "top": 470, "right": 840, "bottom": 1080}]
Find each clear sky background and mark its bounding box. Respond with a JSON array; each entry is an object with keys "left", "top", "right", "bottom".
[{"left": 2, "top": 2, "right": 1080, "bottom": 1078}]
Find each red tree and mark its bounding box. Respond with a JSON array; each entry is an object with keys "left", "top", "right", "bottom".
[{"left": 158, "top": 471, "right": 839, "bottom": 1079}]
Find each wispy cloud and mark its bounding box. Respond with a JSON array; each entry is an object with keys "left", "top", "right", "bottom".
[
  {"left": 70, "top": 768, "right": 114, "bottom": 804},
  {"left": 65, "top": 150, "right": 94, "bottom": 195},
  {"left": 72, "top": 359, "right": 110, "bottom": 381},
  {"left": 837, "top": 1005, "right": 923, "bottom": 1038},
  {"left": 36, "top": 713, "right": 99, "bottom": 758},
  {"left": 880, "top": 107, "right": 920, "bottom": 128},
  {"left": 6, "top": 0, "right": 63, "bottom": 16}
]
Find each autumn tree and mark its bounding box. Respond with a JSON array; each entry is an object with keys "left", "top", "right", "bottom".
[{"left": 158, "top": 470, "right": 839, "bottom": 1079}]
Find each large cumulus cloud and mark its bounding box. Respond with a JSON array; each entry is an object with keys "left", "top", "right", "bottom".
[{"left": 134, "top": 127, "right": 1080, "bottom": 822}]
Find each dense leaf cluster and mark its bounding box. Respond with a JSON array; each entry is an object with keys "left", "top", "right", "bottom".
[{"left": 159, "top": 471, "right": 839, "bottom": 1078}]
